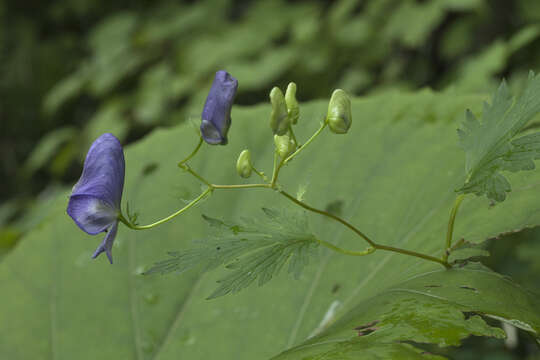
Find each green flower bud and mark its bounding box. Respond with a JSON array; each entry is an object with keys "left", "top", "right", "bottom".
[
  {"left": 285, "top": 82, "right": 299, "bottom": 125},
  {"left": 274, "top": 134, "right": 296, "bottom": 159},
  {"left": 236, "top": 149, "right": 252, "bottom": 178},
  {"left": 269, "top": 87, "right": 290, "bottom": 136},
  {"left": 326, "top": 89, "right": 352, "bottom": 134}
]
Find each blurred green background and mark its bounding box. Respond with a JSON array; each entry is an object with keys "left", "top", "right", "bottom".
[{"left": 1, "top": 0, "right": 540, "bottom": 358}]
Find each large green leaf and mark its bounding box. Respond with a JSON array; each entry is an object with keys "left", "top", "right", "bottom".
[
  {"left": 2, "top": 88, "right": 540, "bottom": 359},
  {"left": 273, "top": 262, "right": 539, "bottom": 359}
]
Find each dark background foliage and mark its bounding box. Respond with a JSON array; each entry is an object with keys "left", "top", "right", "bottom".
[{"left": 1, "top": 0, "right": 540, "bottom": 358}]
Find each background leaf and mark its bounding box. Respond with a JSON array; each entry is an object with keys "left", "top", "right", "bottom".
[{"left": 3, "top": 90, "right": 540, "bottom": 359}]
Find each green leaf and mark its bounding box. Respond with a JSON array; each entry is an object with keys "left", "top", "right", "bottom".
[
  {"left": 273, "top": 263, "right": 537, "bottom": 360},
  {"left": 458, "top": 73, "right": 540, "bottom": 201},
  {"left": 447, "top": 239, "right": 490, "bottom": 263},
  {"left": 147, "top": 208, "right": 319, "bottom": 299},
  {"left": 4, "top": 89, "right": 540, "bottom": 359}
]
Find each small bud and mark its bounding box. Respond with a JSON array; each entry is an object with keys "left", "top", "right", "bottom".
[
  {"left": 236, "top": 149, "right": 252, "bottom": 178},
  {"left": 269, "top": 87, "right": 290, "bottom": 136},
  {"left": 274, "top": 134, "right": 296, "bottom": 158},
  {"left": 285, "top": 82, "right": 299, "bottom": 125},
  {"left": 326, "top": 89, "right": 352, "bottom": 134}
]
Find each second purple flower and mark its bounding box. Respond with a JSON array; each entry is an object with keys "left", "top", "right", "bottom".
[{"left": 200, "top": 70, "right": 238, "bottom": 145}]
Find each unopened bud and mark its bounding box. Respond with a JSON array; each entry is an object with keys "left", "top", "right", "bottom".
[
  {"left": 285, "top": 82, "right": 299, "bottom": 125},
  {"left": 274, "top": 134, "right": 296, "bottom": 158},
  {"left": 236, "top": 149, "right": 252, "bottom": 178},
  {"left": 326, "top": 89, "right": 351, "bottom": 134},
  {"left": 269, "top": 87, "right": 290, "bottom": 136}
]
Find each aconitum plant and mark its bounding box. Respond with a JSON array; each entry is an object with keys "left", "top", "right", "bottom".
[{"left": 67, "top": 70, "right": 540, "bottom": 358}]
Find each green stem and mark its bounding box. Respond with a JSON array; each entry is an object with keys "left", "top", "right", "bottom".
[
  {"left": 278, "top": 190, "right": 376, "bottom": 247},
  {"left": 251, "top": 166, "right": 268, "bottom": 182},
  {"left": 271, "top": 155, "right": 285, "bottom": 188},
  {"left": 376, "top": 244, "right": 451, "bottom": 269},
  {"left": 119, "top": 188, "right": 212, "bottom": 230},
  {"left": 284, "top": 122, "right": 327, "bottom": 165},
  {"left": 179, "top": 163, "right": 213, "bottom": 188},
  {"left": 278, "top": 190, "right": 451, "bottom": 269},
  {"left": 135, "top": 135, "right": 451, "bottom": 269},
  {"left": 442, "top": 194, "right": 466, "bottom": 262},
  {"left": 178, "top": 136, "right": 203, "bottom": 166},
  {"left": 212, "top": 183, "right": 270, "bottom": 189},
  {"left": 318, "top": 238, "right": 375, "bottom": 256}
]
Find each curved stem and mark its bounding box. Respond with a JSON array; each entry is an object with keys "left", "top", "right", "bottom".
[
  {"left": 318, "top": 238, "right": 375, "bottom": 256},
  {"left": 178, "top": 136, "right": 203, "bottom": 166},
  {"left": 284, "top": 122, "right": 327, "bottom": 165},
  {"left": 134, "top": 135, "right": 451, "bottom": 269},
  {"left": 278, "top": 190, "right": 376, "bottom": 247},
  {"left": 120, "top": 187, "right": 213, "bottom": 230},
  {"left": 278, "top": 190, "right": 451, "bottom": 269},
  {"left": 442, "top": 194, "right": 466, "bottom": 262}
]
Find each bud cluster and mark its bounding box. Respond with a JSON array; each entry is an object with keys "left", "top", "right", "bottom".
[{"left": 235, "top": 79, "right": 353, "bottom": 178}]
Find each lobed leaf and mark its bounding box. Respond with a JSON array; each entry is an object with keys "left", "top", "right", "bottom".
[{"left": 458, "top": 72, "right": 540, "bottom": 201}]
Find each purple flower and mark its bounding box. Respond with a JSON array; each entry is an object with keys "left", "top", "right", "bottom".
[
  {"left": 200, "top": 70, "right": 238, "bottom": 145},
  {"left": 67, "top": 133, "right": 125, "bottom": 264}
]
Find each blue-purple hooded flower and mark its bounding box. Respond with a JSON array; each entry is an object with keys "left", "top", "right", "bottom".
[
  {"left": 200, "top": 70, "right": 238, "bottom": 145},
  {"left": 67, "top": 133, "right": 125, "bottom": 264}
]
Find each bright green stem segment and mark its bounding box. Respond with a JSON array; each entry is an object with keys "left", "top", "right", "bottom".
[
  {"left": 178, "top": 136, "right": 203, "bottom": 166},
  {"left": 443, "top": 194, "right": 466, "bottom": 262},
  {"left": 284, "top": 122, "right": 327, "bottom": 165},
  {"left": 119, "top": 188, "right": 212, "bottom": 230}
]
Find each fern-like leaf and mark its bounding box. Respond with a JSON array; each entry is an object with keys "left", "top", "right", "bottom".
[{"left": 145, "top": 208, "right": 319, "bottom": 299}]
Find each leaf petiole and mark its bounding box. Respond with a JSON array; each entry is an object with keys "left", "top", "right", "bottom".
[{"left": 442, "top": 194, "right": 466, "bottom": 262}]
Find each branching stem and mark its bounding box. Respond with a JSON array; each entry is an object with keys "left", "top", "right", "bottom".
[
  {"left": 123, "top": 125, "right": 452, "bottom": 269},
  {"left": 178, "top": 136, "right": 203, "bottom": 166}
]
